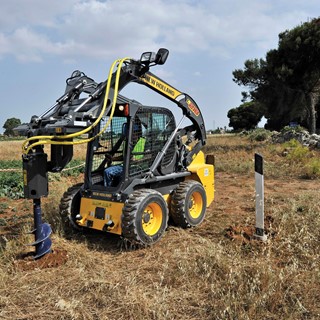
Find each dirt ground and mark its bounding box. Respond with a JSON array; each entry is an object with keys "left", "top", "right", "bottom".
[
  {"left": 1, "top": 171, "right": 318, "bottom": 270},
  {"left": 1, "top": 162, "right": 320, "bottom": 320},
  {"left": 214, "top": 171, "right": 318, "bottom": 223}
]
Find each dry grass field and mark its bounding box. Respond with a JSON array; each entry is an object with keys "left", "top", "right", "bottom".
[
  {"left": 0, "top": 140, "right": 87, "bottom": 161},
  {"left": 0, "top": 134, "right": 319, "bottom": 319}
]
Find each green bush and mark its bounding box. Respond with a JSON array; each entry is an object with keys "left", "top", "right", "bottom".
[
  {"left": 0, "top": 160, "right": 21, "bottom": 169},
  {"left": 61, "top": 159, "right": 85, "bottom": 177},
  {"left": 247, "top": 128, "right": 272, "bottom": 142},
  {"left": 0, "top": 172, "right": 24, "bottom": 199},
  {"left": 0, "top": 160, "right": 23, "bottom": 199},
  {"left": 0, "top": 159, "right": 84, "bottom": 199},
  {"left": 304, "top": 158, "right": 320, "bottom": 179},
  {"left": 281, "top": 125, "right": 307, "bottom": 133},
  {"left": 283, "top": 139, "right": 309, "bottom": 162}
]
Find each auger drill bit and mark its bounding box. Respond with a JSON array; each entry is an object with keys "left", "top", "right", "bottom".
[{"left": 29, "top": 198, "right": 52, "bottom": 259}]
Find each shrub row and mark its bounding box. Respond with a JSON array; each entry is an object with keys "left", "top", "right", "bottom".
[{"left": 0, "top": 160, "right": 84, "bottom": 199}]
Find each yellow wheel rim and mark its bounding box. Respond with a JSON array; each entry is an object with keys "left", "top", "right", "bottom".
[
  {"left": 188, "top": 191, "right": 203, "bottom": 219},
  {"left": 142, "top": 203, "right": 163, "bottom": 236}
]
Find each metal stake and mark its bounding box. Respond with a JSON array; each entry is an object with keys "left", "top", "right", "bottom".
[{"left": 253, "top": 153, "right": 268, "bottom": 241}]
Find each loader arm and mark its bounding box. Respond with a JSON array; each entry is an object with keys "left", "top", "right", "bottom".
[
  {"left": 90, "top": 56, "right": 207, "bottom": 150},
  {"left": 20, "top": 49, "right": 207, "bottom": 180},
  {"left": 138, "top": 71, "right": 207, "bottom": 145}
]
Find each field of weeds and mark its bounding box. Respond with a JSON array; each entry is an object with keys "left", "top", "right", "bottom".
[{"left": 0, "top": 134, "right": 319, "bottom": 319}]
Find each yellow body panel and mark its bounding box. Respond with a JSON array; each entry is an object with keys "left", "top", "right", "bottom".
[
  {"left": 78, "top": 198, "right": 124, "bottom": 235},
  {"left": 78, "top": 195, "right": 172, "bottom": 235},
  {"left": 76, "top": 152, "right": 214, "bottom": 236},
  {"left": 187, "top": 151, "right": 215, "bottom": 206}
]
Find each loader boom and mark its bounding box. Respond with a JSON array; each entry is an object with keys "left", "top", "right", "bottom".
[{"left": 19, "top": 48, "right": 206, "bottom": 172}]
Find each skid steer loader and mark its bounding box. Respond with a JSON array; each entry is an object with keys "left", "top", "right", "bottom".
[{"left": 18, "top": 49, "right": 214, "bottom": 257}]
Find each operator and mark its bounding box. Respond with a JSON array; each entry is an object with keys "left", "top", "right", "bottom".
[{"left": 104, "top": 121, "right": 146, "bottom": 187}]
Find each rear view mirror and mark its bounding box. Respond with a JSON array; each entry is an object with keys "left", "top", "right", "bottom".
[{"left": 155, "top": 48, "right": 169, "bottom": 65}]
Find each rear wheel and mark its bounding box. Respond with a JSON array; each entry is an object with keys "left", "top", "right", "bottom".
[
  {"left": 59, "top": 183, "right": 83, "bottom": 234},
  {"left": 122, "top": 189, "right": 169, "bottom": 246},
  {"left": 171, "top": 180, "right": 207, "bottom": 228}
]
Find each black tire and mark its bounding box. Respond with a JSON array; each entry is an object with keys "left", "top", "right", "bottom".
[
  {"left": 59, "top": 183, "right": 83, "bottom": 234},
  {"left": 122, "top": 189, "right": 169, "bottom": 246},
  {"left": 171, "top": 180, "right": 207, "bottom": 228}
]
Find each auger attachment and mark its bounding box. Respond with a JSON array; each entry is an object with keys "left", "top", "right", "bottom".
[
  {"left": 23, "top": 151, "right": 52, "bottom": 259},
  {"left": 29, "top": 199, "right": 52, "bottom": 259}
]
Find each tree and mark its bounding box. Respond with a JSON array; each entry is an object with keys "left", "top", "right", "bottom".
[
  {"left": 233, "top": 18, "right": 320, "bottom": 133},
  {"left": 227, "top": 101, "right": 264, "bottom": 131},
  {"left": 232, "top": 58, "right": 289, "bottom": 130},
  {"left": 3, "top": 118, "right": 21, "bottom": 136},
  {"left": 272, "top": 18, "right": 320, "bottom": 133}
]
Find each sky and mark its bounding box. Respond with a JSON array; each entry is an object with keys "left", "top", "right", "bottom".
[{"left": 0, "top": 0, "right": 319, "bottom": 133}]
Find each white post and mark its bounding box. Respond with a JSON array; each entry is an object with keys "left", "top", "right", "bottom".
[{"left": 254, "top": 153, "right": 267, "bottom": 241}]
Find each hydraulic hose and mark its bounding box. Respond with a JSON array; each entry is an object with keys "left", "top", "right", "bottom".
[{"left": 22, "top": 57, "right": 131, "bottom": 154}]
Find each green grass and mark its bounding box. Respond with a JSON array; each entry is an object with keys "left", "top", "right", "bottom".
[{"left": 0, "top": 159, "right": 84, "bottom": 199}]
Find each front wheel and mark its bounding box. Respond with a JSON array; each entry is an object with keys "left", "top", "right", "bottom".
[
  {"left": 59, "top": 183, "right": 83, "bottom": 235},
  {"left": 121, "top": 189, "right": 169, "bottom": 246},
  {"left": 170, "top": 180, "right": 207, "bottom": 228}
]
